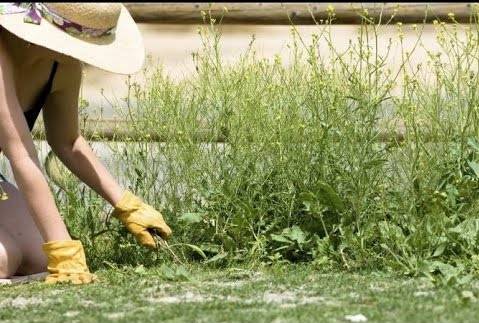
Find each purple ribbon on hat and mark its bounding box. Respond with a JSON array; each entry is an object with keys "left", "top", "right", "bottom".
[
  {"left": 20, "top": 2, "right": 41, "bottom": 24},
  {"left": 9, "top": 2, "right": 114, "bottom": 37}
]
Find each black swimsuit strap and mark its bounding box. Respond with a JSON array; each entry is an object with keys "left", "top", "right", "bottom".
[
  {"left": 0, "top": 61, "right": 59, "bottom": 155},
  {"left": 24, "top": 61, "right": 59, "bottom": 131}
]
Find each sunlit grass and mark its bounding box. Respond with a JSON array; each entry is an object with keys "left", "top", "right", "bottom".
[{"left": 46, "top": 7, "right": 479, "bottom": 286}]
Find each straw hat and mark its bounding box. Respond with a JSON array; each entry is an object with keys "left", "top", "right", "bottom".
[{"left": 0, "top": 3, "right": 144, "bottom": 75}]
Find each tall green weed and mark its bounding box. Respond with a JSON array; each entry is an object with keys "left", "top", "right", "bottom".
[{"left": 52, "top": 5, "right": 479, "bottom": 285}]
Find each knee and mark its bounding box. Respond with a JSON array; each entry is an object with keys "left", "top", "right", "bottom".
[{"left": 0, "top": 239, "right": 22, "bottom": 279}]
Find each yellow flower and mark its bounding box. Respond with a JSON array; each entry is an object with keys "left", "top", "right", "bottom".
[
  {"left": 448, "top": 12, "right": 455, "bottom": 18},
  {"left": 433, "top": 19, "right": 439, "bottom": 25},
  {"left": 327, "top": 4, "right": 335, "bottom": 13}
]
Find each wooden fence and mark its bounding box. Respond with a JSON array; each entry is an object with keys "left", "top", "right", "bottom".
[
  {"left": 36, "top": 3, "right": 471, "bottom": 144},
  {"left": 124, "top": 3, "right": 474, "bottom": 24},
  {"left": 31, "top": 119, "right": 408, "bottom": 143}
]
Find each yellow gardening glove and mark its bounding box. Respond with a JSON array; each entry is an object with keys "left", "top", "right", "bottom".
[
  {"left": 111, "top": 190, "right": 172, "bottom": 249},
  {"left": 42, "top": 240, "right": 97, "bottom": 285}
]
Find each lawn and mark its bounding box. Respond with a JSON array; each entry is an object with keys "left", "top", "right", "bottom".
[{"left": 1, "top": 264, "right": 478, "bottom": 323}]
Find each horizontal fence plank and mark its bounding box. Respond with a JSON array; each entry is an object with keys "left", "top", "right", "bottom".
[
  {"left": 32, "top": 119, "right": 408, "bottom": 143},
  {"left": 31, "top": 119, "right": 228, "bottom": 143},
  {"left": 124, "top": 2, "right": 474, "bottom": 25}
]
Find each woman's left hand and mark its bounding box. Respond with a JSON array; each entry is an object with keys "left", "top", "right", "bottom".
[{"left": 111, "top": 191, "right": 172, "bottom": 249}]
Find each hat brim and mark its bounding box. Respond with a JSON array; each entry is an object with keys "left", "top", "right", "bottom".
[{"left": 0, "top": 5, "right": 145, "bottom": 75}]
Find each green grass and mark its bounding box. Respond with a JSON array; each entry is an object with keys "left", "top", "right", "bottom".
[
  {"left": 7, "top": 6, "right": 479, "bottom": 323},
  {"left": 1, "top": 264, "right": 478, "bottom": 323},
  {"left": 39, "top": 5, "right": 479, "bottom": 288},
  {"left": 8, "top": 7, "right": 479, "bottom": 322}
]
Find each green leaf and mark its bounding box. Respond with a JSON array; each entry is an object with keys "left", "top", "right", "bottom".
[
  {"left": 286, "top": 225, "right": 307, "bottom": 244},
  {"left": 378, "top": 221, "right": 405, "bottom": 242},
  {"left": 449, "top": 218, "right": 479, "bottom": 246},
  {"left": 432, "top": 243, "right": 446, "bottom": 257},
  {"left": 134, "top": 265, "right": 147, "bottom": 275},
  {"left": 316, "top": 181, "right": 345, "bottom": 212},
  {"left": 461, "top": 290, "right": 476, "bottom": 302},
  {"left": 363, "top": 158, "right": 387, "bottom": 169},
  {"left": 177, "top": 243, "right": 207, "bottom": 259},
  {"left": 199, "top": 243, "right": 221, "bottom": 254},
  {"left": 179, "top": 212, "right": 203, "bottom": 224},
  {"left": 271, "top": 234, "right": 292, "bottom": 244},
  {"left": 467, "top": 137, "right": 479, "bottom": 152},
  {"left": 204, "top": 252, "right": 228, "bottom": 264},
  {"left": 467, "top": 160, "right": 479, "bottom": 178},
  {"left": 298, "top": 192, "right": 316, "bottom": 212}
]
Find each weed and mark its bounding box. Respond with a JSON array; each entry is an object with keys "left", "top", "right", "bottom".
[{"left": 47, "top": 5, "right": 479, "bottom": 285}]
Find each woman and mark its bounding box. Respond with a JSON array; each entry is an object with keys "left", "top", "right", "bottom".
[{"left": 0, "top": 3, "right": 172, "bottom": 284}]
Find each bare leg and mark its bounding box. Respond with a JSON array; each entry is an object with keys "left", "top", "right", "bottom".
[
  {"left": 0, "top": 227, "right": 22, "bottom": 278},
  {"left": 0, "top": 182, "right": 47, "bottom": 277}
]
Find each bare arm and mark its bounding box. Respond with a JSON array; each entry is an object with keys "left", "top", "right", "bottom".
[
  {"left": 0, "top": 42, "right": 70, "bottom": 242},
  {"left": 43, "top": 60, "right": 124, "bottom": 206}
]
